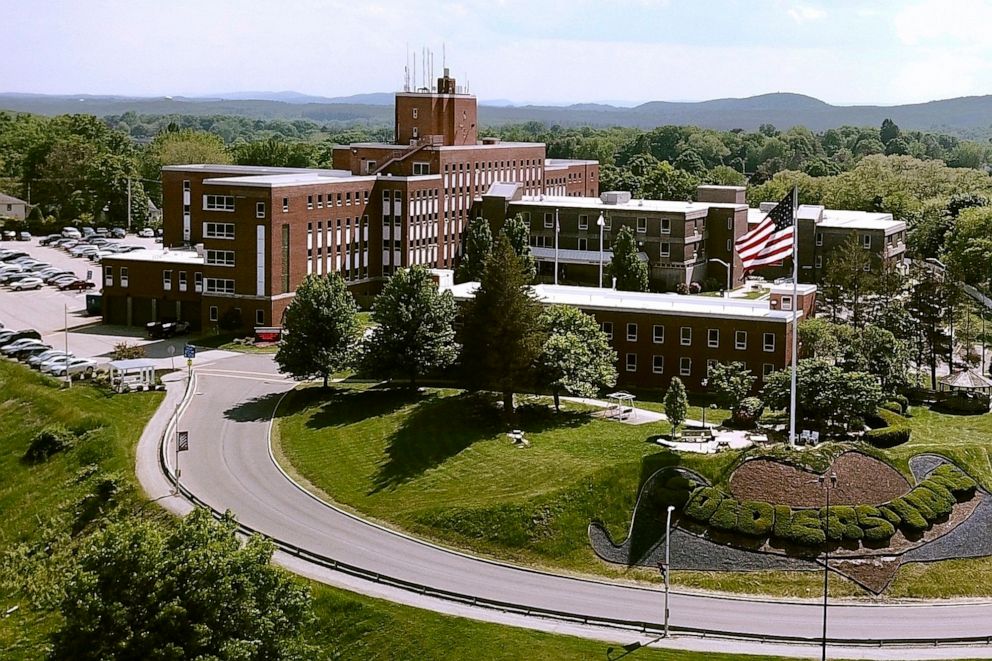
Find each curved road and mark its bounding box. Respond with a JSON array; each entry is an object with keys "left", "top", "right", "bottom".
[{"left": 163, "top": 354, "right": 992, "bottom": 649}]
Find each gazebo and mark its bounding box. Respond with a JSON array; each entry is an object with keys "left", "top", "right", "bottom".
[
  {"left": 938, "top": 369, "right": 992, "bottom": 395},
  {"left": 606, "top": 391, "right": 637, "bottom": 420},
  {"left": 108, "top": 358, "right": 156, "bottom": 392}
]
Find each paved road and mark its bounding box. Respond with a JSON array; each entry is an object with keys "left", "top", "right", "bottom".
[{"left": 168, "top": 354, "right": 992, "bottom": 647}]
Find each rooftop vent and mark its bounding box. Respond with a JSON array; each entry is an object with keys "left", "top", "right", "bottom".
[{"left": 600, "top": 191, "right": 632, "bottom": 205}]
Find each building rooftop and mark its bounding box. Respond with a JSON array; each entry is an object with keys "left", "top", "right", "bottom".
[
  {"left": 515, "top": 194, "right": 744, "bottom": 217},
  {"left": 530, "top": 246, "right": 649, "bottom": 266},
  {"left": 748, "top": 206, "right": 903, "bottom": 232},
  {"left": 162, "top": 164, "right": 326, "bottom": 175},
  {"left": 0, "top": 192, "right": 29, "bottom": 205},
  {"left": 545, "top": 158, "right": 599, "bottom": 167},
  {"left": 446, "top": 282, "right": 803, "bottom": 322},
  {"left": 102, "top": 248, "right": 204, "bottom": 265},
  {"left": 203, "top": 171, "right": 376, "bottom": 188}
]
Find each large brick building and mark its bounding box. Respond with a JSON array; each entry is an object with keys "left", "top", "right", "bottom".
[
  {"left": 102, "top": 71, "right": 599, "bottom": 330},
  {"left": 445, "top": 280, "right": 817, "bottom": 392}
]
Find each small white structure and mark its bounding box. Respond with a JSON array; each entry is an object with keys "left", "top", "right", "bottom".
[
  {"left": 108, "top": 358, "right": 156, "bottom": 392},
  {"left": 606, "top": 391, "right": 636, "bottom": 420}
]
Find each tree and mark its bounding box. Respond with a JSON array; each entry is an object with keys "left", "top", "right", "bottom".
[
  {"left": 820, "top": 234, "right": 876, "bottom": 327},
  {"left": 762, "top": 359, "right": 883, "bottom": 432},
  {"left": 233, "top": 137, "right": 317, "bottom": 168},
  {"left": 456, "top": 216, "right": 493, "bottom": 282},
  {"left": 798, "top": 318, "right": 841, "bottom": 360},
  {"left": 880, "top": 118, "right": 901, "bottom": 145},
  {"left": 501, "top": 213, "right": 536, "bottom": 282},
  {"left": 459, "top": 234, "right": 547, "bottom": 415},
  {"left": 841, "top": 324, "right": 910, "bottom": 395},
  {"left": 706, "top": 361, "right": 755, "bottom": 421},
  {"left": 607, "top": 225, "right": 649, "bottom": 292},
  {"left": 52, "top": 508, "right": 314, "bottom": 660},
  {"left": 275, "top": 273, "right": 359, "bottom": 387},
  {"left": 641, "top": 161, "right": 699, "bottom": 201},
  {"left": 664, "top": 377, "right": 688, "bottom": 438},
  {"left": 537, "top": 305, "right": 617, "bottom": 412},
  {"left": 906, "top": 264, "right": 953, "bottom": 389},
  {"left": 944, "top": 206, "right": 992, "bottom": 286},
  {"left": 360, "top": 266, "right": 457, "bottom": 387}
]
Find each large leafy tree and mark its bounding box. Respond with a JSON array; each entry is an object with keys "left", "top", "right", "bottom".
[
  {"left": 537, "top": 305, "right": 617, "bottom": 412},
  {"left": 763, "top": 359, "right": 883, "bottom": 432},
  {"left": 944, "top": 206, "right": 992, "bottom": 286},
  {"left": 459, "top": 234, "right": 547, "bottom": 415},
  {"left": 360, "top": 265, "right": 457, "bottom": 387},
  {"left": 641, "top": 160, "right": 699, "bottom": 200},
  {"left": 607, "top": 225, "right": 649, "bottom": 292},
  {"left": 276, "top": 273, "right": 359, "bottom": 387},
  {"left": 52, "top": 508, "right": 314, "bottom": 660},
  {"left": 706, "top": 361, "right": 755, "bottom": 420},
  {"left": 664, "top": 377, "right": 689, "bottom": 438},
  {"left": 456, "top": 216, "right": 493, "bottom": 283},
  {"left": 500, "top": 213, "right": 536, "bottom": 282},
  {"left": 820, "top": 234, "right": 876, "bottom": 327},
  {"left": 906, "top": 263, "right": 954, "bottom": 389},
  {"left": 233, "top": 137, "right": 317, "bottom": 168},
  {"left": 141, "top": 128, "right": 230, "bottom": 204}
]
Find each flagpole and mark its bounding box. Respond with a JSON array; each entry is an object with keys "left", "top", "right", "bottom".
[
  {"left": 554, "top": 208, "right": 560, "bottom": 285},
  {"left": 788, "top": 185, "right": 799, "bottom": 448}
]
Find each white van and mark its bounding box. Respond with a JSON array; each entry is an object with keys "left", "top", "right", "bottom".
[{"left": 61, "top": 227, "right": 82, "bottom": 239}]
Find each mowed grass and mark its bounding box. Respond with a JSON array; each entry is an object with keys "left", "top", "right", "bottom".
[{"left": 889, "top": 406, "right": 992, "bottom": 490}]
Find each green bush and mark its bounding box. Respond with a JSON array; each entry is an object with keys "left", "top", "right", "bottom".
[
  {"left": 683, "top": 487, "right": 725, "bottom": 522},
  {"left": 930, "top": 464, "right": 978, "bottom": 496},
  {"left": 907, "top": 485, "right": 954, "bottom": 518},
  {"left": 881, "top": 401, "right": 903, "bottom": 414},
  {"left": 788, "top": 509, "right": 826, "bottom": 546},
  {"left": 772, "top": 504, "right": 795, "bottom": 539},
  {"left": 731, "top": 397, "right": 764, "bottom": 428},
  {"left": 736, "top": 501, "right": 775, "bottom": 536},
  {"left": 822, "top": 506, "right": 863, "bottom": 541},
  {"left": 934, "top": 392, "right": 990, "bottom": 415},
  {"left": 855, "top": 505, "right": 896, "bottom": 542},
  {"left": 884, "top": 497, "right": 929, "bottom": 532},
  {"left": 24, "top": 425, "right": 76, "bottom": 463},
  {"left": 865, "top": 408, "right": 911, "bottom": 448},
  {"left": 709, "top": 498, "right": 740, "bottom": 531},
  {"left": 653, "top": 475, "right": 699, "bottom": 509},
  {"left": 893, "top": 394, "right": 910, "bottom": 413}
]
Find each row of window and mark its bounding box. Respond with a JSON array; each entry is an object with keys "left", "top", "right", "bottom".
[
  {"left": 208, "top": 306, "right": 265, "bottom": 327},
  {"left": 203, "top": 195, "right": 235, "bottom": 212},
  {"left": 624, "top": 354, "right": 777, "bottom": 377},
  {"left": 602, "top": 322, "right": 776, "bottom": 352},
  {"left": 205, "top": 250, "right": 235, "bottom": 267},
  {"left": 104, "top": 266, "right": 204, "bottom": 294},
  {"left": 302, "top": 190, "right": 370, "bottom": 211}
]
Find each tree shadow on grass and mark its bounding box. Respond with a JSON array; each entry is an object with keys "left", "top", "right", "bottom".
[
  {"left": 303, "top": 386, "right": 426, "bottom": 430},
  {"left": 222, "top": 391, "right": 288, "bottom": 423}
]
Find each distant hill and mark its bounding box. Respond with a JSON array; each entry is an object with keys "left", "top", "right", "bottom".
[{"left": 4, "top": 91, "right": 992, "bottom": 136}]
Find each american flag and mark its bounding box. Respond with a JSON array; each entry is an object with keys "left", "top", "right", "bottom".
[{"left": 736, "top": 190, "right": 795, "bottom": 271}]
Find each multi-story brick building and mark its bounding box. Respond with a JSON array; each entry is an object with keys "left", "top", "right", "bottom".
[
  {"left": 476, "top": 184, "right": 749, "bottom": 291},
  {"left": 445, "top": 280, "right": 817, "bottom": 392},
  {"left": 101, "top": 71, "right": 599, "bottom": 331}
]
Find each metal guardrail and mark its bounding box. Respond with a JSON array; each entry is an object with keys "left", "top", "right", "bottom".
[{"left": 156, "top": 374, "right": 992, "bottom": 649}]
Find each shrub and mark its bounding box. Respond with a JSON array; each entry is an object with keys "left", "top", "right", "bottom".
[
  {"left": 24, "top": 425, "right": 76, "bottom": 463},
  {"left": 930, "top": 464, "right": 978, "bottom": 496},
  {"left": 855, "top": 505, "right": 896, "bottom": 542},
  {"left": 787, "top": 509, "right": 826, "bottom": 546},
  {"left": 684, "top": 487, "right": 725, "bottom": 522},
  {"left": 906, "top": 486, "right": 953, "bottom": 518},
  {"left": 675, "top": 282, "right": 690, "bottom": 295},
  {"left": 822, "top": 506, "right": 863, "bottom": 541},
  {"left": 688, "top": 282, "right": 702, "bottom": 295},
  {"left": 732, "top": 397, "right": 764, "bottom": 428},
  {"left": 709, "top": 498, "right": 740, "bottom": 531},
  {"left": 111, "top": 342, "right": 145, "bottom": 360},
  {"left": 865, "top": 408, "right": 911, "bottom": 448},
  {"left": 736, "top": 501, "right": 775, "bottom": 536},
  {"left": 881, "top": 401, "right": 903, "bottom": 414},
  {"left": 884, "top": 497, "right": 929, "bottom": 532},
  {"left": 653, "top": 474, "right": 699, "bottom": 509},
  {"left": 772, "top": 504, "right": 795, "bottom": 539},
  {"left": 934, "top": 392, "right": 990, "bottom": 415},
  {"left": 893, "top": 394, "right": 910, "bottom": 413}
]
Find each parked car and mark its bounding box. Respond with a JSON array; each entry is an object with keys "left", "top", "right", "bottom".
[
  {"left": 1, "top": 272, "right": 33, "bottom": 284},
  {"left": 1, "top": 338, "right": 46, "bottom": 356},
  {"left": 39, "top": 355, "right": 72, "bottom": 373},
  {"left": 111, "top": 227, "right": 126, "bottom": 238},
  {"left": 81, "top": 226, "right": 95, "bottom": 237},
  {"left": 61, "top": 227, "right": 82, "bottom": 239},
  {"left": 10, "top": 277, "right": 43, "bottom": 291},
  {"left": 17, "top": 231, "right": 31, "bottom": 241},
  {"left": 51, "top": 276, "right": 79, "bottom": 288},
  {"left": 29, "top": 349, "right": 72, "bottom": 368},
  {"left": 2, "top": 230, "right": 15, "bottom": 241},
  {"left": 0, "top": 251, "right": 28, "bottom": 261},
  {"left": 138, "top": 228, "right": 155, "bottom": 238},
  {"left": 146, "top": 320, "right": 191, "bottom": 339},
  {"left": 44, "top": 271, "right": 75, "bottom": 284},
  {"left": 95, "top": 227, "right": 109, "bottom": 236},
  {"left": 13, "top": 343, "right": 52, "bottom": 360},
  {"left": 58, "top": 279, "right": 96, "bottom": 291},
  {"left": 48, "top": 357, "right": 97, "bottom": 377},
  {"left": 116, "top": 245, "right": 146, "bottom": 252},
  {"left": 39, "top": 234, "right": 62, "bottom": 246}
]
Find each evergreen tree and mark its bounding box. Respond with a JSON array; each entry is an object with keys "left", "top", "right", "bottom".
[
  {"left": 360, "top": 265, "right": 458, "bottom": 387},
  {"left": 664, "top": 377, "right": 688, "bottom": 438},
  {"left": 501, "top": 213, "right": 537, "bottom": 282},
  {"left": 537, "top": 305, "right": 617, "bottom": 412},
  {"left": 275, "top": 273, "right": 359, "bottom": 387},
  {"left": 607, "top": 225, "right": 649, "bottom": 292},
  {"left": 456, "top": 216, "right": 493, "bottom": 282},
  {"left": 459, "top": 234, "right": 547, "bottom": 415}
]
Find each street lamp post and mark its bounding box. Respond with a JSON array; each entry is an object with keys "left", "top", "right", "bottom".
[
  {"left": 664, "top": 504, "right": 675, "bottom": 638},
  {"left": 817, "top": 472, "right": 838, "bottom": 661},
  {"left": 708, "top": 258, "right": 731, "bottom": 298},
  {"left": 597, "top": 212, "right": 606, "bottom": 287},
  {"left": 700, "top": 378, "right": 708, "bottom": 427}
]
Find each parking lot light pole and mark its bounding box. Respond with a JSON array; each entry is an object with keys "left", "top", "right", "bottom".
[
  {"left": 708, "top": 258, "right": 731, "bottom": 297},
  {"left": 817, "top": 472, "right": 838, "bottom": 661},
  {"left": 63, "top": 303, "right": 70, "bottom": 388},
  {"left": 664, "top": 504, "right": 675, "bottom": 637}
]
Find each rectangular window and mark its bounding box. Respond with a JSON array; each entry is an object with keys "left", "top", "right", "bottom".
[
  {"left": 636, "top": 217, "right": 647, "bottom": 233},
  {"left": 119, "top": 267, "right": 129, "bottom": 288},
  {"left": 183, "top": 180, "right": 190, "bottom": 192},
  {"left": 660, "top": 242, "right": 670, "bottom": 258},
  {"left": 255, "top": 309, "right": 264, "bottom": 326},
  {"left": 281, "top": 224, "right": 290, "bottom": 293},
  {"left": 708, "top": 328, "right": 719, "bottom": 348},
  {"left": 653, "top": 325, "right": 664, "bottom": 344},
  {"left": 763, "top": 333, "right": 775, "bottom": 352},
  {"left": 863, "top": 263, "right": 871, "bottom": 272},
  {"left": 816, "top": 232, "right": 823, "bottom": 246},
  {"left": 178, "top": 271, "right": 187, "bottom": 292},
  {"left": 544, "top": 213, "right": 554, "bottom": 228},
  {"left": 680, "top": 357, "right": 691, "bottom": 376},
  {"left": 781, "top": 295, "right": 793, "bottom": 311},
  {"left": 413, "top": 162, "right": 430, "bottom": 175},
  {"left": 680, "top": 326, "right": 692, "bottom": 346},
  {"left": 602, "top": 321, "right": 613, "bottom": 340},
  {"left": 626, "top": 323, "right": 637, "bottom": 342},
  {"left": 815, "top": 255, "right": 822, "bottom": 269},
  {"left": 735, "top": 330, "right": 747, "bottom": 350},
  {"left": 163, "top": 270, "right": 172, "bottom": 291},
  {"left": 203, "top": 222, "right": 235, "bottom": 239},
  {"left": 412, "top": 108, "right": 418, "bottom": 119},
  {"left": 346, "top": 192, "right": 352, "bottom": 205},
  {"left": 282, "top": 197, "right": 289, "bottom": 212},
  {"left": 661, "top": 218, "right": 671, "bottom": 234},
  {"left": 366, "top": 161, "right": 377, "bottom": 174},
  {"left": 307, "top": 195, "right": 314, "bottom": 210},
  {"left": 726, "top": 238, "right": 732, "bottom": 252},
  {"left": 195, "top": 272, "right": 203, "bottom": 293},
  {"left": 763, "top": 363, "right": 775, "bottom": 377},
  {"left": 707, "top": 358, "right": 717, "bottom": 373},
  {"left": 209, "top": 306, "right": 219, "bottom": 322},
  {"left": 727, "top": 216, "right": 733, "bottom": 230},
  {"left": 652, "top": 355, "right": 664, "bottom": 374},
  {"left": 626, "top": 353, "right": 637, "bottom": 372},
  {"left": 578, "top": 214, "right": 588, "bottom": 230},
  {"left": 205, "top": 278, "right": 235, "bottom": 294},
  {"left": 337, "top": 193, "right": 343, "bottom": 206},
  {"left": 206, "top": 250, "right": 236, "bottom": 266},
  {"left": 862, "top": 234, "right": 871, "bottom": 249},
  {"left": 318, "top": 194, "right": 325, "bottom": 209},
  {"left": 203, "top": 195, "right": 235, "bottom": 211},
  {"left": 104, "top": 265, "right": 113, "bottom": 287},
  {"left": 578, "top": 238, "right": 588, "bottom": 251}
]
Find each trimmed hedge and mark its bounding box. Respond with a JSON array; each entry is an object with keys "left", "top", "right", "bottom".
[
  {"left": 668, "top": 463, "right": 977, "bottom": 548},
  {"left": 865, "top": 408, "right": 911, "bottom": 448}
]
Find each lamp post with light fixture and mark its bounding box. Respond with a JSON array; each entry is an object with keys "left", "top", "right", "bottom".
[
  {"left": 597, "top": 212, "right": 606, "bottom": 287},
  {"left": 708, "top": 258, "right": 732, "bottom": 297}
]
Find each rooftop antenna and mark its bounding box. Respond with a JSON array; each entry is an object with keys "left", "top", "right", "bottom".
[
  {"left": 404, "top": 45, "right": 410, "bottom": 92},
  {"left": 412, "top": 51, "right": 417, "bottom": 91},
  {"left": 443, "top": 42, "right": 446, "bottom": 72}
]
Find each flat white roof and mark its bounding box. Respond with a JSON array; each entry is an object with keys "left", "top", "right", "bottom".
[
  {"left": 747, "top": 207, "right": 904, "bottom": 232},
  {"left": 163, "top": 164, "right": 325, "bottom": 175},
  {"left": 447, "top": 282, "right": 801, "bottom": 323},
  {"left": 203, "top": 171, "right": 375, "bottom": 188},
  {"left": 531, "top": 246, "right": 651, "bottom": 266},
  {"left": 515, "top": 195, "right": 743, "bottom": 218},
  {"left": 545, "top": 158, "right": 599, "bottom": 167},
  {"left": 102, "top": 249, "right": 204, "bottom": 265}
]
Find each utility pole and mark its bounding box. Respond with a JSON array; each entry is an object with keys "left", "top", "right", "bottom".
[
  {"left": 127, "top": 177, "right": 132, "bottom": 231},
  {"left": 64, "top": 304, "right": 71, "bottom": 388},
  {"left": 663, "top": 504, "right": 674, "bottom": 637},
  {"left": 818, "top": 472, "right": 838, "bottom": 661}
]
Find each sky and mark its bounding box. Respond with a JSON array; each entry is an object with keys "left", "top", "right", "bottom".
[{"left": 2, "top": 0, "right": 992, "bottom": 106}]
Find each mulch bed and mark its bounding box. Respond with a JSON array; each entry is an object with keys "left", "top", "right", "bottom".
[{"left": 728, "top": 451, "right": 910, "bottom": 507}]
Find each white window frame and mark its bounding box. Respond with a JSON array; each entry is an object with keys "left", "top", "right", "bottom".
[
  {"left": 781, "top": 295, "right": 793, "bottom": 311},
  {"left": 544, "top": 213, "right": 554, "bottom": 229},
  {"left": 205, "top": 278, "right": 236, "bottom": 295},
  {"left": 307, "top": 195, "right": 314, "bottom": 210},
  {"left": 652, "top": 325, "right": 664, "bottom": 344},
  {"left": 680, "top": 326, "right": 692, "bottom": 346},
  {"left": 163, "top": 269, "right": 172, "bottom": 291},
  {"left": 178, "top": 271, "right": 187, "bottom": 292},
  {"left": 680, "top": 357, "right": 691, "bottom": 376},
  {"left": 815, "top": 255, "right": 822, "bottom": 268},
  {"left": 282, "top": 197, "right": 289, "bottom": 212},
  {"left": 707, "top": 328, "right": 719, "bottom": 348},
  {"left": 626, "top": 353, "right": 637, "bottom": 372},
  {"left": 815, "top": 232, "right": 823, "bottom": 246},
  {"left": 203, "top": 195, "right": 234, "bottom": 212},
  {"left": 104, "top": 265, "right": 113, "bottom": 287},
  {"left": 209, "top": 306, "right": 219, "bottom": 322},
  {"left": 119, "top": 266, "right": 128, "bottom": 288},
  {"left": 660, "top": 242, "right": 670, "bottom": 258},
  {"left": 636, "top": 217, "right": 647, "bottom": 233},
  {"left": 413, "top": 162, "right": 430, "bottom": 176},
  {"left": 203, "top": 222, "right": 235, "bottom": 239},
  {"left": 578, "top": 214, "right": 588, "bottom": 230},
  {"left": 661, "top": 217, "right": 671, "bottom": 235},
  {"left": 735, "top": 330, "right": 747, "bottom": 350},
  {"left": 195, "top": 272, "right": 203, "bottom": 293},
  {"left": 763, "top": 363, "right": 775, "bottom": 377},
  {"left": 206, "top": 250, "right": 236, "bottom": 267},
  {"left": 652, "top": 355, "right": 664, "bottom": 374},
  {"left": 626, "top": 323, "right": 637, "bottom": 342},
  {"left": 862, "top": 234, "right": 871, "bottom": 249},
  {"left": 255, "top": 309, "right": 265, "bottom": 326},
  {"left": 763, "top": 332, "right": 775, "bottom": 352},
  {"left": 255, "top": 201, "right": 266, "bottom": 218}
]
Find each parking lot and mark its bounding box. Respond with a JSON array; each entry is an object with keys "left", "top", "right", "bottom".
[{"left": 0, "top": 235, "right": 236, "bottom": 366}]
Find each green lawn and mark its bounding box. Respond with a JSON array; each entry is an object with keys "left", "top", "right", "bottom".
[{"left": 0, "top": 362, "right": 793, "bottom": 660}]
